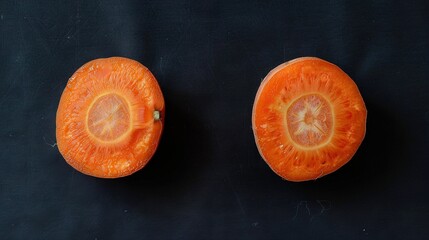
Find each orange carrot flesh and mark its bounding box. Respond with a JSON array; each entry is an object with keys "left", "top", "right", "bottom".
[
  {"left": 56, "top": 57, "right": 164, "bottom": 178},
  {"left": 252, "top": 57, "right": 366, "bottom": 182}
]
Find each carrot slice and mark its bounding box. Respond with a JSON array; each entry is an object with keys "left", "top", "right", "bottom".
[
  {"left": 56, "top": 57, "right": 164, "bottom": 178},
  {"left": 252, "top": 57, "right": 367, "bottom": 182}
]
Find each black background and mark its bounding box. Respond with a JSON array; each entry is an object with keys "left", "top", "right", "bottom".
[{"left": 1, "top": 0, "right": 429, "bottom": 239}]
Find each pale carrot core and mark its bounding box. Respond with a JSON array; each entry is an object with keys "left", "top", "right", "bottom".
[
  {"left": 286, "top": 94, "right": 333, "bottom": 147},
  {"left": 87, "top": 93, "right": 130, "bottom": 142}
]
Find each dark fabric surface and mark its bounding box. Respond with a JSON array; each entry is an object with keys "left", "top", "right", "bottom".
[{"left": 1, "top": 0, "right": 429, "bottom": 239}]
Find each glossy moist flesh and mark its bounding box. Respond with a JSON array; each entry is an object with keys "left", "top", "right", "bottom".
[{"left": 252, "top": 57, "right": 367, "bottom": 181}]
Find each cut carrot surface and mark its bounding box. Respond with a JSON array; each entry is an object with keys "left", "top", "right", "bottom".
[
  {"left": 252, "top": 57, "right": 366, "bottom": 182},
  {"left": 56, "top": 57, "right": 164, "bottom": 178}
]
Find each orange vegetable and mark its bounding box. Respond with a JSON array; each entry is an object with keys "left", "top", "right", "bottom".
[
  {"left": 56, "top": 57, "right": 164, "bottom": 178},
  {"left": 252, "top": 57, "right": 366, "bottom": 181}
]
